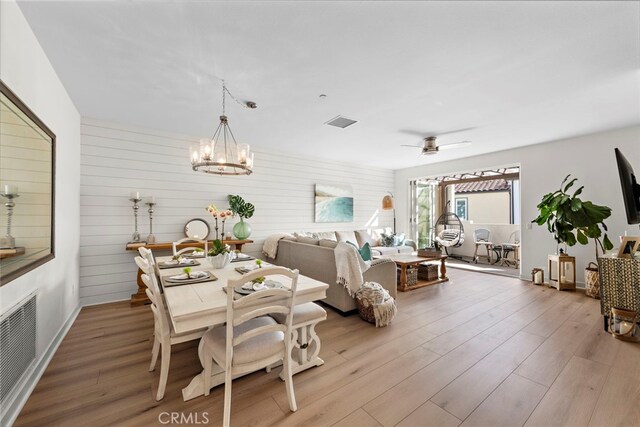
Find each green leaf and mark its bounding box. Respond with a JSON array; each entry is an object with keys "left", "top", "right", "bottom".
[
  {"left": 573, "top": 186, "right": 584, "bottom": 197},
  {"left": 603, "top": 234, "right": 613, "bottom": 251},
  {"left": 576, "top": 229, "right": 588, "bottom": 245},
  {"left": 563, "top": 178, "right": 577, "bottom": 193},
  {"left": 560, "top": 174, "right": 571, "bottom": 187},
  {"left": 570, "top": 198, "right": 582, "bottom": 212}
]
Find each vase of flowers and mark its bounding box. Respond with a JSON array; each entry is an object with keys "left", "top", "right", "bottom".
[
  {"left": 207, "top": 239, "right": 232, "bottom": 269},
  {"left": 228, "top": 194, "right": 255, "bottom": 240},
  {"left": 206, "top": 204, "right": 234, "bottom": 240}
]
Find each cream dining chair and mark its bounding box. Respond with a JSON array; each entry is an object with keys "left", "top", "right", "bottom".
[
  {"left": 134, "top": 249, "right": 206, "bottom": 400},
  {"left": 172, "top": 237, "right": 208, "bottom": 257},
  {"left": 201, "top": 266, "right": 299, "bottom": 427}
]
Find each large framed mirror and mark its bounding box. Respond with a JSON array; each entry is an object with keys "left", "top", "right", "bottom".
[{"left": 0, "top": 81, "right": 55, "bottom": 286}]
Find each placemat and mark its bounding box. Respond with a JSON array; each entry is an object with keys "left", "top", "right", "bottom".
[
  {"left": 231, "top": 255, "right": 255, "bottom": 263},
  {"left": 164, "top": 271, "right": 217, "bottom": 286},
  {"left": 223, "top": 280, "right": 285, "bottom": 297},
  {"left": 157, "top": 260, "right": 201, "bottom": 269}
]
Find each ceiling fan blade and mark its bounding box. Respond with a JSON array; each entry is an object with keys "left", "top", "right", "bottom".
[
  {"left": 439, "top": 140, "right": 471, "bottom": 150},
  {"left": 400, "top": 144, "right": 421, "bottom": 148},
  {"left": 398, "top": 127, "right": 476, "bottom": 137}
]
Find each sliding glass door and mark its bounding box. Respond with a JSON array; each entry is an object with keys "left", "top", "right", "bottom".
[{"left": 410, "top": 180, "right": 438, "bottom": 248}]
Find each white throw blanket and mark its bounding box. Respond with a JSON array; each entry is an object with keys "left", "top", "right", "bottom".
[
  {"left": 334, "top": 242, "right": 370, "bottom": 296},
  {"left": 262, "top": 233, "right": 294, "bottom": 258},
  {"left": 355, "top": 282, "right": 397, "bottom": 327}
]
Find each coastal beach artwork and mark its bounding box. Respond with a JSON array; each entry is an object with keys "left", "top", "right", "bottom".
[{"left": 315, "top": 184, "right": 353, "bottom": 223}]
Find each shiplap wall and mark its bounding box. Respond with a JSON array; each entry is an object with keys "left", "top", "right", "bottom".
[{"left": 80, "top": 119, "right": 395, "bottom": 305}]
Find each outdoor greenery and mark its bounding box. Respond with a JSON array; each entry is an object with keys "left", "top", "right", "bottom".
[{"left": 532, "top": 175, "right": 613, "bottom": 260}]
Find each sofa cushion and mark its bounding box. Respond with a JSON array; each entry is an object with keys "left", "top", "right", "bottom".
[
  {"left": 355, "top": 229, "right": 378, "bottom": 247},
  {"left": 297, "top": 236, "right": 319, "bottom": 245},
  {"left": 397, "top": 245, "right": 413, "bottom": 254},
  {"left": 314, "top": 231, "right": 337, "bottom": 241},
  {"left": 319, "top": 239, "right": 338, "bottom": 249},
  {"left": 336, "top": 230, "right": 358, "bottom": 246},
  {"left": 373, "top": 246, "right": 400, "bottom": 255}
]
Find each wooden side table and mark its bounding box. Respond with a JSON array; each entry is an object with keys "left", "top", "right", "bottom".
[
  {"left": 548, "top": 253, "right": 576, "bottom": 291},
  {"left": 126, "top": 239, "right": 253, "bottom": 305}
]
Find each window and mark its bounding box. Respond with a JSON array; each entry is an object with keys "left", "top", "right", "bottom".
[{"left": 455, "top": 198, "right": 468, "bottom": 221}]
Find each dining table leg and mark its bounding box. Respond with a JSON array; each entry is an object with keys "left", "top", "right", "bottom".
[
  {"left": 182, "top": 325, "right": 326, "bottom": 401},
  {"left": 182, "top": 339, "right": 226, "bottom": 401}
]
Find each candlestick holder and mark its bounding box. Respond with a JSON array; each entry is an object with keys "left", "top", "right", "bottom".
[
  {"left": 146, "top": 201, "right": 156, "bottom": 244},
  {"left": 0, "top": 192, "right": 19, "bottom": 249},
  {"left": 129, "top": 196, "right": 142, "bottom": 243}
]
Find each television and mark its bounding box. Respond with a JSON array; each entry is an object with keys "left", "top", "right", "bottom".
[{"left": 615, "top": 148, "right": 640, "bottom": 225}]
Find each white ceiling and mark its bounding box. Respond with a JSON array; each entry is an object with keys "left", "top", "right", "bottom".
[{"left": 17, "top": 1, "right": 640, "bottom": 169}]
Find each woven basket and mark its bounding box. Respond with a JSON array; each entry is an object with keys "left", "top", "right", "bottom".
[
  {"left": 585, "top": 262, "right": 600, "bottom": 299},
  {"left": 355, "top": 297, "right": 376, "bottom": 324},
  {"left": 397, "top": 267, "right": 418, "bottom": 286},
  {"left": 418, "top": 263, "right": 439, "bottom": 281}
]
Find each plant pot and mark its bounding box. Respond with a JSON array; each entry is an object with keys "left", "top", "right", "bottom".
[
  {"left": 208, "top": 253, "right": 232, "bottom": 269},
  {"left": 233, "top": 221, "right": 252, "bottom": 240}
]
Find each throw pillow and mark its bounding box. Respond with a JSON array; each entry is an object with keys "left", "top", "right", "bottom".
[
  {"left": 394, "top": 233, "right": 405, "bottom": 246},
  {"left": 380, "top": 232, "right": 395, "bottom": 247},
  {"left": 336, "top": 230, "right": 358, "bottom": 246},
  {"left": 347, "top": 241, "right": 373, "bottom": 261},
  {"left": 297, "top": 236, "right": 319, "bottom": 245},
  {"left": 319, "top": 239, "right": 339, "bottom": 249},
  {"left": 314, "top": 231, "right": 337, "bottom": 241}
]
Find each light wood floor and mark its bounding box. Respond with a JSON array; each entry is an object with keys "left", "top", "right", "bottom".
[{"left": 15, "top": 269, "right": 640, "bottom": 427}]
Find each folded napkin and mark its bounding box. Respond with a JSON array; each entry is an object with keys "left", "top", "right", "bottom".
[
  {"left": 169, "top": 270, "right": 208, "bottom": 280},
  {"left": 241, "top": 282, "right": 267, "bottom": 291}
]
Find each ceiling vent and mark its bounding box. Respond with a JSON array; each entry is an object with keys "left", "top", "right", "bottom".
[{"left": 325, "top": 116, "right": 358, "bottom": 129}]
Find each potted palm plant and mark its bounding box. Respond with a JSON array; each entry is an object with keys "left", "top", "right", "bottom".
[
  {"left": 228, "top": 194, "right": 255, "bottom": 239},
  {"left": 532, "top": 175, "right": 614, "bottom": 296}
]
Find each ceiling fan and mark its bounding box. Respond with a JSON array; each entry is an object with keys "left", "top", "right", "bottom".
[{"left": 401, "top": 136, "right": 471, "bottom": 155}]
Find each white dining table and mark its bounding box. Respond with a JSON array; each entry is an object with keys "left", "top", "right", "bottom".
[{"left": 155, "top": 255, "right": 329, "bottom": 401}]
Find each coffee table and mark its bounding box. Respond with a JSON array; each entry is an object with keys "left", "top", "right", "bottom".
[{"left": 376, "top": 253, "right": 448, "bottom": 291}]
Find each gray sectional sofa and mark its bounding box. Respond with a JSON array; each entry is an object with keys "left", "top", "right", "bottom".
[{"left": 266, "top": 229, "right": 415, "bottom": 313}]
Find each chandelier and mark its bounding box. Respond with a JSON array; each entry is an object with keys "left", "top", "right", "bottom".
[{"left": 190, "top": 81, "right": 254, "bottom": 175}]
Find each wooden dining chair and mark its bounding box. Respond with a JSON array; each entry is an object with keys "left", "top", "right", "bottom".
[
  {"left": 134, "top": 252, "right": 206, "bottom": 400},
  {"left": 172, "top": 237, "right": 208, "bottom": 257},
  {"left": 268, "top": 302, "right": 327, "bottom": 378},
  {"left": 201, "top": 266, "right": 299, "bottom": 426}
]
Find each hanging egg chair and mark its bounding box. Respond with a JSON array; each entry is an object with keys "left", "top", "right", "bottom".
[{"left": 434, "top": 211, "right": 465, "bottom": 253}]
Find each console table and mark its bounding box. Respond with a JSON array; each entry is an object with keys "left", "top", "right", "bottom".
[{"left": 125, "top": 239, "right": 253, "bottom": 306}]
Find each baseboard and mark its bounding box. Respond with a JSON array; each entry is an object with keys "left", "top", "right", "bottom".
[{"left": 1, "top": 304, "right": 81, "bottom": 427}]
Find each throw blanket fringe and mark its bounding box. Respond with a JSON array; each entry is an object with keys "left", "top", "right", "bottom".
[
  {"left": 334, "top": 242, "right": 370, "bottom": 296},
  {"left": 356, "top": 282, "right": 397, "bottom": 327},
  {"left": 262, "top": 233, "right": 294, "bottom": 259}
]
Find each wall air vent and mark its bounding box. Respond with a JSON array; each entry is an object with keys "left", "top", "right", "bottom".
[
  {"left": 325, "top": 116, "right": 358, "bottom": 129},
  {"left": 0, "top": 293, "right": 36, "bottom": 407}
]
